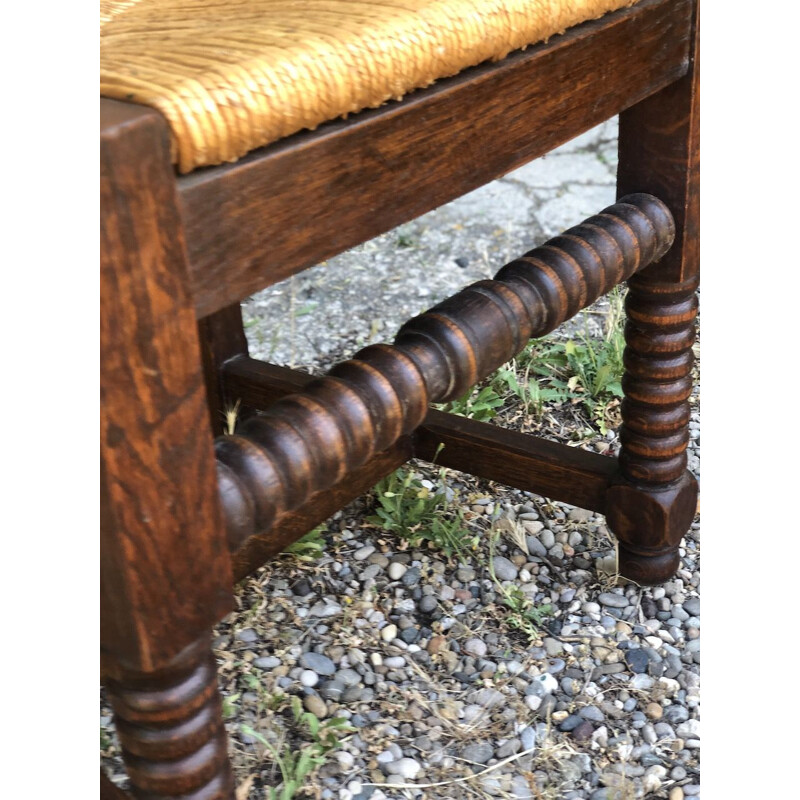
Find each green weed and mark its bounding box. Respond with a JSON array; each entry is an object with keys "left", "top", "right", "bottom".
[
  {"left": 283, "top": 526, "right": 326, "bottom": 563},
  {"left": 368, "top": 467, "right": 478, "bottom": 557},
  {"left": 489, "top": 532, "right": 552, "bottom": 640},
  {"left": 241, "top": 695, "right": 354, "bottom": 800},
  {"left": 514, "top": 288, "right": 627, "bottom": 431},
  {"left": 439, "top": 384, "right": 505, "bottom": 421}
]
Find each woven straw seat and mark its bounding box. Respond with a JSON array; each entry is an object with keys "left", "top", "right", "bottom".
[{"left": 101, "top": 0, "right": 637, "bottom": 173}]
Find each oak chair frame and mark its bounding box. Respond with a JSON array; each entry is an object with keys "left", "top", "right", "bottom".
[{"left": 100, "top": 0, "right": 699, "bottom": 796}]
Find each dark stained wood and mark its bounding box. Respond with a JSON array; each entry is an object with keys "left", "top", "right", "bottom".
[
  {"left": 198, "top": 303, "right": 252, "bottom": 437},
  {"left": 220, "top": 358, "right": 617, "bottom": 578},
  {"left": 100, "top": 771, "right": 131, "bottom": 800},
  {"left": 100, "top": 100, "right": 233, "bottom": 672},
  {"left": 617, "top": 0, "right": 699, "bottom": 285},
  {"left": 213, "top": 197, "right": 674, "bottom": 552},
  {"left": 414, "top": 409, "right": 618, "bottom": 513},
  {"left": 104, "top": 638, "right": 235, "bottom": 800},
  {"left": 232, "top": 439, "right": 413, "bottom": 582},
  {"left": 179, "top": 0, "right": 692, "bottom": 318},
  {"left": 610, "top": 0, "right": 700, "bottom": 585},
  {"left": 101, "top": 99, "right": 236, "bottom": 798}
]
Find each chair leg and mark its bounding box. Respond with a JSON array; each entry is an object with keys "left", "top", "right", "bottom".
[
  {"left": 102, "top": 99, "right": 235, "bottom": 796},
  {"left": 105, "top": 638, "right": 234, "bottom": 800},
  {"left": 606, "top": 0, "right": 699, "bottom": 585}
]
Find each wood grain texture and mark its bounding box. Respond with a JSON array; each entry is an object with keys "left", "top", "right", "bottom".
[
  {"left": 220, "top": 359, "right": 616, "bottom": 577},
  {"left": 232, "top": 439, "right": 413, "bottom": 581},
  {"left": 617, "top": 0, "right": 699, "bottom": 284},
  {"left": 213, "top": 196, "right": 674, "bottom": 553},
  {"left": 105, "top": 638, "right": 235, "bottom": 800},
  {"left": 414, "top": 409, "right": 618, "bottom": 513},
  {"left": 609, "top": 0, "right": 699, "bottom": 584},
  {"left": 179, "top": 0, "right": 692, "bottom": 318},
  {"left": 100, "top": 99, "right": 233, "bottom": 673}
]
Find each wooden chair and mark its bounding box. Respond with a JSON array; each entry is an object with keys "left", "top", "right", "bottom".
[{"left": 100, "top": 0, "right": 699, "bottom": 796}]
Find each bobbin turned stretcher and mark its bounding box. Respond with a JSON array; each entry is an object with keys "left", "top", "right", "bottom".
[{"left": 101, "top": 0, "right": 699, "bottom": 796}]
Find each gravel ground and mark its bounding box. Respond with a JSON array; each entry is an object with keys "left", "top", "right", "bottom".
[{"left": 101, "top": 119, "right": 700, "bottom": 800}]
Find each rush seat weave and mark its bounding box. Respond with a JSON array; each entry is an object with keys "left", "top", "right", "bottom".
[{"left": 100, "top": 0, "right": 637, "bottom": 173}]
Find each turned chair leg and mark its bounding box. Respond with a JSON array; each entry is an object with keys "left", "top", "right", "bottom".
[
  {"left": 606, "top": 4, "right": 699, "bottom": 585},
  {"left": 606, "top": 273, "right": 699, "bottom": 583},
  {"left": 102, "top": 101, "right": 235, "bottom": 797},
  {"left": 105, "top": 638, "right": 234, "bottom": 800}
]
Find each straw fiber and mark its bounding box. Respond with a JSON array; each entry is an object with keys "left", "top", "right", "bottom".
[{"left": 101, "top": 0, "right": 637, "bottom": 173}]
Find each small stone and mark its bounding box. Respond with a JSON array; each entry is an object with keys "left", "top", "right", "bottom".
[
  {"left": 669, "top": 789, "right": 684, "bottom": 800},
  {"left": 683, "top": 596, "right": 700, "bottom": 616},
  {"left": 464, "top": 638, "right": 487, "bottom": 657},
  {"left": 402, "top": 567, "right": 421, "bottom": 587},
  {"left": 568, "top": 508, "right": 593, "bottom": 523},
  {"left": 336, "top": 668, "right": 362, "bottom": 687},
  {"left": 253, "top": 656, "right": 281, "bottom": 670},
  {"left": 525, "top": 695, "right": 542, "bottom": 712},
  {"left": 492, "top": 556, "right": 519, "bottom": 581},
  {"left": 320, "top": 681, "right": 345, "bottom": 701},
  {"left": 354, "top": 545, "right": 376, "bottom": 561},
  {"left": 400, "top": 627, "right": 420, "bottom": 644},
  {"left": 360, "top": 564, "right": 382, "bottom": 581},
  {"left": 300, "top": 670, "right": 319, "bottom": 687},
  {"left": 544, "top": 637, "right": 563, "bottom": 657},
  {"left": 625, "top": 649, "right": 649, "bottom": 674},
  {"left": 456, "top": 566, "right": 476, "bottom": 582},
  {"left": 630, "top": 674, "right": 655, "bottom": 691},
  {"left": 463, "top": 742, "right": 494, "bottom": 764},
  {"left": 468, "top": 688, "right": 506, "bottom": 708},
  {"left": 572, "top": 721, "right": 594, "bottom": 742},
  {"left": 496, "top": 739, "right": 521, "bottom": 759},
  {"left": 419, "top": 595, "right": 437, "bottom": 613},
  {"left": 645, "top": 703, "right": 663, "bottom": 720},
  {"left": 388, "top": 563, "right": 407, "bottom": 580},
  {"left": 676, "top": 719, "right": 700, "bottom": 739},
  {"left": 291, "top": 579, "right": 313, "bottom": 596},
  {"left": 385, "top": 758, "right": 422, "bottom": 779},
  {"left": 598, "top": 592, "right": 629, "bottom": 609},
  {"left": 579, "top": 706, "right": 604, "bottom": 723},
  {"left": 235, "top": 628, "right": 258, "bottom": 643},
  {"left": 300, "top": 652, "right": 336, "bottom": 676},
  {"left": 534, "top": 673, "right": 559, "bottom": 695},
  {"left": 558, "top": 714, "right": 582, "bottom": 732},
  {"left": 303, "top": 695, "right": 328, "bottom": 718},
  {"left": 381, "top": 624, "right": 398, "bottom": 642}
]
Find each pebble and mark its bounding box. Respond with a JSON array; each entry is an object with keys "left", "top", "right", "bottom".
[
  {"left": 645, "top": 703, "right": 663, "bottom": 720},
  {"left": 303, "top": 695, "right": 328, "bottom": 718},
  {"left": 300, "top": 652, "right": 336, "bottom": 676},
  {"left": 625, "top": 648, "right": 649, "bottom": 674},
  {"left": 253, "top": 656, "right": 281, "bottom": 670},
  {"left": 300, "top": 670, "right": 319, "bottom": 687},
  {"left": 598, "top": 592, "right": 629, "bottom": 609},
  {"left": 381, "top": 624, "right": 398, "bottom": 642},
  {"left": 677, "top": 719, "right": 700, "bottom": 739},
  {"left": 235, "top": 628, "right": 258, "bottom": 643},
  {"left": 385, "top": 758, "right": 422, "bottom": 779},
  {"left": 468, "top": 688, "right": 506, "bottom": 708},
  {"left": 492, "top": 556, "right": 519, "bottom": 581},
  {"left": 354, "top": 545, "right": 375, "bottom": 561},
  {"left": 387, "top": 563, "right": 407, "bottom": 580},
  {"left": 463, "top": 638, "right": 487, "bottom": 657},
  {"left": 683, "top": 596, "right": 700, "bottom": 616},
  {"left": 463, "top": 742, "right": 494, "bottom": 764}
]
